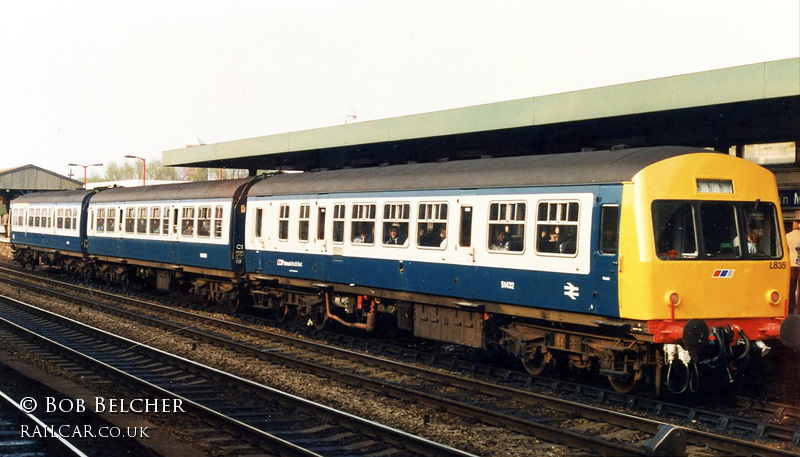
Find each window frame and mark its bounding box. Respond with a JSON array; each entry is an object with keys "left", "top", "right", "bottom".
[
  {"left": 278, "top": 204, "right": 290, "bottom": 241},
  {"left": 488, "top": 201, "right": 526, "bottom": 254},
  {"left": 298, "top": 204, "right": 310, "bottom": 242},
  {"left": 382, "top": 202, "right": 410, "bottom": 247},
  {"left": 535, "top": 200, "right": 578, "bottom": 256},
  {"left": 350, "top": 203, "right": 376, "bottom": 246},
  {"left": 417, "top": 202, "right": 448, "bottom": 250},
  {"left": 332, "top": 203, "right": 346, "bottom": 244}
]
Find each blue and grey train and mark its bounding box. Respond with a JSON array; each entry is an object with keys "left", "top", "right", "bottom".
[{"left": 10, "top": 146, "right": 800, "bottom": 393}]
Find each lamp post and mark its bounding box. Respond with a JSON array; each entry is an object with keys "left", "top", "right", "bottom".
[
  {"left": 124, "top": 155, "right": 146, "bottom": 186},
  {"left": 67, "top": 163, "right": 103, "bottom": 189}
]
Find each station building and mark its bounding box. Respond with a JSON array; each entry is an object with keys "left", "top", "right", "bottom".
[{"left": 162, "top": 58, "right": 800, "bottom": 228}]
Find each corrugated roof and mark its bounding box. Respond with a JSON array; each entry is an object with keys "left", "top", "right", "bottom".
[
  {"left": 248, "top": 146, "right": 709, "bottom": 196},
  {"left": 90, "top": 178, "right": 253, "bottom": 203}
]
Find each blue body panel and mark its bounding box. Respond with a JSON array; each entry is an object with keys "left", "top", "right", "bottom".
[
  {"left": 249, "top": 250, "right": 613, "bottom": 316},
  {"left": 12, "top": 232, "right": 83, "bottom": 255},
  {"left": 87, "top": 237, "right": 234, "bottom": 271},
  {"left": 246, "top": 184, "right": 623, "bottom": 317}
]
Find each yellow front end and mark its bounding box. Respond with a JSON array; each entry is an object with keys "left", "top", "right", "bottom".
[{"left": 617, "top": 153, "right": 789, "bottom": 341}]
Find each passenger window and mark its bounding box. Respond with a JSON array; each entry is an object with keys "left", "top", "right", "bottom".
[
  {"left": 351, "top": 203, "right": 376, "bottom": 245},
  {"left": 214, "top": 206, "right": 223, "bottom": 239},
  {"left": 57, "top": 208, "right": 65, "bottom": 229},
  {"left": 150, "top": 207, "right": 161, "bottom": 235},
  {"left": 489, "top": 202, "right": 526, "bottom": 252},
  {"left": 181, "top": 207, "right": 195, "bottom": 237},
  {"left": 125, "top": 208, "right": 135, "bottom": 233},
  {"left": 65, "top": 209, "right": 72, "bottom": 230},
  {"left": 459, "top": 206, "right": 472, "bottom": 247},
  {"left": 163, "top": 206, "right": 170, "bottom": 236},
  {"left": 417, "top": 203, "right": 447, "bottom": 249},
  {"left": 137, "top": 207, "right": 148, "bottom": 234},
  {"left": 317, "top": 207, "right": 326, "bottom": 241},
  {"left": 332, "top": 204, "right": 345, "bottom": 243},
  {"left": 278, "top": 205, "right": 290, "bottom": 241},
  {"left": 197, "top": 206, "right": 212, "bottom": 238},
  {"left": 299, "top": 204, "right": 310, "bottom": 242},
  {"left": 383, "top": 203, "right": 410, "bottom": 246},
  {"left": 599, "top": 205, "right": 619, "bottom": 255},
  {"left": 536, "top": 201, "right": 578, "bottom": 255},
  {"left": 107, "top": 208, "right": 116, "bottom": 233}
]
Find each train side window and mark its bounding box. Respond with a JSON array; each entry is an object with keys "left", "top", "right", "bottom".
[
  {"left": 417, "top": 202, "right": 448, "bottom": 249},
  {"left": 65, "top": 208, "right": 72, "bottom": 230},
  {"left": 107, "top": 208, "right": 116, "bottom": 233},
  {"left": 57, "top": 208, "right": 65, "bottom": 229},
  {"left": 255, "top": 208, "right": 264, "bottom": 238},
  {"left": 317, "top": 207, "right": 326, "bottom": 241},
  {"left": 332, "top": 204, "right": 345, "bottom": 243},
  {"left": 599, "top": 205, "right": 619, "bottom": 255},
  {"left": 382, "top": 203, "right": 410, "bottom": 247},
  {"left": 214, "top": 206, "right": 223, "bottom": 239},
  {"left": 488, "top": 202, "right": 526, "bottom": 252},
  {"left": 137, "top": 207, "right": 148, "bottom": 234},
  {"left": 150, "top": 207, "right": 161, "bottom": 235},
  {"left": 351, "top": 203, "right": 376, "bottom": 245},
  {"left": 181, "top": 207, "right": 195, "bottom": 237},
  {"left": 298, "top": 204, "right": 310, "bottom": 242},
  {"left": 163, "top": 206, "right": 170, "bottom": 236},
  {"left": 125, "top": 208, "right": 135, "bottom": 234},
  {"left": 278, "top": 204, "right": 290, "bottom": 241},
  {"left": 34, "top": 208, "right": 40, "bottom": 227},
  {"left": 459, "top": 206, "right": 472, "bottom": 247},
  {"left": 535, "top": 201, "right": 578, "bottom": 255},
  {"left": 197, "top": 206, "right": 212, "bottom": 238},
  {"left": 172, "top": 208, "right": 179, "bottom": 235}
]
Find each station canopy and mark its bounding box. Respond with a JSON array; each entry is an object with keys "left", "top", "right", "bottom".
[{"left": 163, "top": 58, "right": 800, "bottom": 174}]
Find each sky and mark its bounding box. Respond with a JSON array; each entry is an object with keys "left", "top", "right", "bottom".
[{"left": 1, "top": 1, "right": 798, "bottom": 179}]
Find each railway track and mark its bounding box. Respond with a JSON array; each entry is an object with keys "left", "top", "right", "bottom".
[
  {"left": 0, "top": 295, "right": 476, "bottom": 457},
  {"left": 1, "top": 265, "right": 798, "bottom": 456},
  {"left": 0, "top": 387, "right": 89, "bottom": 457}
]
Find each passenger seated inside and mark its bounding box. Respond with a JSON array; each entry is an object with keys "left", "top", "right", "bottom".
[
  {"left": 385, "top": 223, "right": 405, "bottom": 245},
  {"left": 538, "top": 226, "right": 559, "bottom": 253},
  {"left": 490, "top": 229, "right": 508, "bottom": 251},
  {"left": 353, "top": 225, "right": 374, "bottom": 244},
  {"left": 417, "top": 223, "right": 446, "bottom": 247}
]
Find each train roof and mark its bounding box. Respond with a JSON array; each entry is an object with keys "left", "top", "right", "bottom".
[
  {"left": 89, "top": 178, "right": 253, "bottom": 203},
  {"left": 248, "top": 146, "right": 715, "bottom": 196},
  {"left": 12, "top": 189, "right": 95, "bottom": 204}
]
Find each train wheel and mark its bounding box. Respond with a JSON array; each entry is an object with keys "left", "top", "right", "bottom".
[
  {"left": 275, "top": 303, "right": 292, "bottom": 324},
  {"left": 309, "top": 305, "right": 328, "bottom": 331},
  {"left": 521, "top": 346, "right": 549, "bottom": 376},
  {"left": 607, "top": 372, "right": 640, "bottom": 394}
]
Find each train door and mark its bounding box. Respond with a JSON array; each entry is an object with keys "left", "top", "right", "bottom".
[
  {"left": 455, "top": 194, "right": 477, "bottom": 299},
  {"left": 591, "top": 198, "right": 621, "bottom": 316}
]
